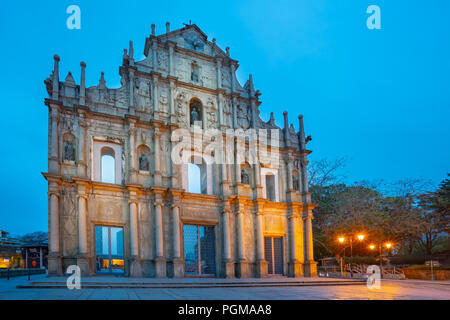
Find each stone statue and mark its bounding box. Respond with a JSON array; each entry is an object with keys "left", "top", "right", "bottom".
[
  {"left": 64, "top": 140, "right": 75, "bottom": 161},
  {"left": 293, "top": 175, "right": 299, "bottom": 191},
  {"left": 139, "top": 153, "right": 149, "bottom": 171},
  {"left": 190, "top": 106, "right": 199, "bottom": 125},
  {"left": 191, "top": 67, "right": 199, "bottom": 83},
  {"left": 241, "top": 169, "right": 249, "bottom": 185}
]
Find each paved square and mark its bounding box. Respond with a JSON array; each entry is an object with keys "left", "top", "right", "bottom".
[{"left": 0, "top": 275, "right": 449, "bottom": 300}]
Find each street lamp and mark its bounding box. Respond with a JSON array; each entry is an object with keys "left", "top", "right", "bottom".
[{"left": 337, "top": 234, "right": 365, "bottom": 278}]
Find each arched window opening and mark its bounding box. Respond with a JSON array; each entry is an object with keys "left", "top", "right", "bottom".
[
  {"left": 188, "top": 163, "right": 202, "bottom": 194},
  {"left": 101, "top": 147, "right": 115, "bottom": 183},
  {"left": 189, "top": 99, "right": 202, "bottom": 126},
  {"left": 265, "top": 173, "right": 276, "bottom": 201}
]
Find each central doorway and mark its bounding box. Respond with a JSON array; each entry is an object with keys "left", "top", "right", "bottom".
[
  {"left": 264, "top": 236, "right": 284, "bottom": 275},
  {"left": 95, "top": 226, "right": 124, "bottom": 274},
  {"left": 183, "top": 225, "right": 216, "bottom": 276}
]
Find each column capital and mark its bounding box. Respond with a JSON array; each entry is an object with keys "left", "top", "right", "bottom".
[{"left": 47, "top": 191, "right": 60, "bottom": 198}]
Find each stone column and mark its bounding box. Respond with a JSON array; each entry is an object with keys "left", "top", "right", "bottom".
[
  {"left": 152, "top": 74, "right": 159, "bottom": 115},
  {"left": 47, "top": 188, "right": 61, "bottom": 275},
  {"left": 286, "top": 156, "right": 293, "bottom": 191},
  {"left": 169, "top": 79, "right": 176, "bottom": 123},
  {"left": 154, "top": 197, "right": 166, "bottom": 277},
  {"left": 153, "top": 128, "right": 162, "bottom": 185},
  {"left": 172, "top": 205, "right": 180, "bottom": 259},
  {"left": 49, "top": 105, "right": 59, "bottom": 174},
  {"left": 49, "top": 192, "right": 60, "bottom": 254},
  {"left": 216, "top": 58, "right": 222, "bottom": 89},
  {"left": 77, "top": 196, "right": 88, "bottom": 255},
  {"left": 129, "top": 125, "right": 137, "bottom": 183},
  {"left": 232, "top": 96, "right": 237, "bottom": 129},
  {"left": 255, "top": 211, "right": 268, "bottom": 277},
  {"left": 151, "top": 40, "right": 158, "bottom": 72},
  {"left": 168, "top": 42, "right": 175, "bottom": 76},
  {"left": 304, "top": 213, "right": 317, "bottom": 277},
  {"left": 129, "top": 70, "right": 135, "bottom": 114},
  {"left": 129, "top": 201, "right": 139, "bottom": 257},
  {"left": 235, "top": 210, "right": 248, "bottom": 278},
  {"left": 236, "top": 211, "right": 244, "bottom": 260},
  {"left": 217, "top": 92, "right": 224, "bottom": 127},
  {"left": 77, "top": 116, "right": 87, "bottom": 177},
  {"left": 77, "top": 194, "right": 89, "bottom": 275},
  {"left": 221, "top": 210, "right": 234, "bottom": 277},
  {"left": 287, "top": 214, "right": 304, "bottom": 277}
]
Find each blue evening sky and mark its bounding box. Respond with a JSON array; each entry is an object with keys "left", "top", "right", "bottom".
[{"left": 0, "top": 0, "right": 449, "bottom": 235}]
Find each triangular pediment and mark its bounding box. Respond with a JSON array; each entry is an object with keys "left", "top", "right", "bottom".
[{"left": 157, "top": 24, "right": 228, "bottom": 58}]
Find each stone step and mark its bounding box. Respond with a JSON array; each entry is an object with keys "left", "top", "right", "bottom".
[{"left": 18, "top": 279, "right": 366, "bottom": 289}]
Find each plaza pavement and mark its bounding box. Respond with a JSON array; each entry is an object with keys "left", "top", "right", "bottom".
[{"left": 0, "top": 274, "right": 449, "bottom": 300}]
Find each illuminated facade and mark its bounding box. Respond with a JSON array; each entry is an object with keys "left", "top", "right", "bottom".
[{"left": 43, "top": 23, "right": 317, "bottom": 277}]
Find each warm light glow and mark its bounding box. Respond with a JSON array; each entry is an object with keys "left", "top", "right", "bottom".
[
  {"left": 338, "top": 237, "right": 345, "bottom": 244},
  {"left": 369, "top": 244, "right": 375, "bottom": 250},
  {"left": 385, "top": 243, "right": 392, "bottom": 249},
  {"left": 357, "top": 234, "right": 365, "bottom": 241}
]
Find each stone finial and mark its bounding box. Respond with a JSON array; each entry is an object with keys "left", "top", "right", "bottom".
[
  {"left": 151, "top": 24, "right": 155, "bottom": 36},
  {"left": 283, "top": 111, "right": 289, "bottom": 129},
  {"left": 52, "top": 54, "right": 60, "bottom": 100},
  {"left": 212, "top": 38, "right": 216, "bottom": 44},
  {"left": 129, "top": 41, "right": 134, "bottom": 59},
  {"left": 65, "top": 72, "right": 75, "bottom": 84},
  {"left": 298, "top": 115, "right": 306, "bottom": 149},
  {"left": 80, "top": 62, "right": 86, "bottom": 105},
  {"left": 99, "top": 72, "right": 106, "bottom": 89},
  {"left": 166, "top": 22, "right": 170, "bottom": 33},
  {"left": 226, "top": 47, "right": 230, "bottom": 56}
]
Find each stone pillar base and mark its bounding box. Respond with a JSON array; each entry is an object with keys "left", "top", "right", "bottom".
[
  {"left": 286, "top": 190, "right": 300, "bottom": 202},
  {"left": 304, "top": 261, "right": 318, "bottom": 277},
  {"left": 221, "top": 181, "right": 231, "bottom": 198},
  {"left": 154, "top": 173, "right": 162, "bottom": 186},
  {"left": 167, "top": 258, "right": 184, "bottom": 278},
  {"left": 129, "top": 258, "right": 143, "bottom": 277},
  {"left": 255, "top": 186, "right": 264, "bottom": 199},
  {"left": 76, "top": 255, "right": 90, "bottom": 276},
  {"left": 288, "top": 261, "right": 304, "bottom": 277},
  {"left": 221, "top": 260, "right": 235, "bottom": 278},
  {"left": 255, "top": 260, "right": 268, "bottom": 278},
  {"left": 47, "top": 254, "right": 62, "bottom": 276},
  {"left": 154, "top": 257, "right": 167, "bottom": 278},
  {"left": 235, "top": 260, "right": 251, "bottom": 278}
]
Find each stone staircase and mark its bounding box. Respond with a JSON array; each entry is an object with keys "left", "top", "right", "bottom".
[{"left": 17, "top": 277, "right": 366, "bottom": 289}]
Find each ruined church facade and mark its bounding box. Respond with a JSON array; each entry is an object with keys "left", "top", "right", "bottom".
[{"left": 43, "top": 23, "right": 317, "bottom": 278}]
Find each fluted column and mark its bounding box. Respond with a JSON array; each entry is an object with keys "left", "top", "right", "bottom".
[
  {"left": 77, "top": 195, "right": 88, "bottom": 255},
  {"left": 155, "top": 201, "right": 164, "bottom": 258},
  {"left": 129, "top": 125, "right": 137, "bottom": 183},
  {"left": 49, "top": 106, "right": 59, "bottom": 173},
  {"left": 152, "top": 74, "right": 159, "bottom": 114},
  {"left": 129, "top": 201, "right": 139, "bottom": 257},
  {"left": 49, "top": 192, "right": 60, "bottom": 253},
  {"left": 286, "top": 156, "right": 294, "bottom": 191},
  {"left": 256, "top": 212, "right": 264, "bottom": 261},
  {"left": 169, "top": 79, "right": 176, "bottom": 123},
  {"left": 172, "top": 205, "right": 180, "bottom": 259},
  {"left": 288, "top": 216, "right": 296, "bottom": 262},
  {"left": 236, "top": 211, "right": 245, "bottom": 260},
  {"left": 168, "top": 42, "right": 175, "bottom": 76},
  {"left": 77, "top": 117, "right": 86, "bottom": 177},
  {"left": 305, "top": 215, "right": 314, "bottom": 262},
  {"left": 154, "top": 128, "right": 162, "bottom": 185},
  {"left": 222, "top": 210, "right": 231, "bottom": 260}
]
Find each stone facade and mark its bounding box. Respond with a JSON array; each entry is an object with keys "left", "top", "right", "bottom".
[{"left": 42, "top": 23, "right": 317, "bottom": 278}]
